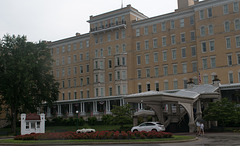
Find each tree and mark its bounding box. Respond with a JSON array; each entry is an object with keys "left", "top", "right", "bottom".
[
  {"left": 0, "top": 34, "right": 59, "bottom": 135},
  {"left": 203, "top": 98, "right": 240, "bottom": 127},
  {"left": 111, "top": 104, "right": 132, "bottom": 129}
]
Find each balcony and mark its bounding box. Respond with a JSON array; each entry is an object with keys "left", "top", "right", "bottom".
[{"left": 90, "top": 21, "right": 126, "bottom": 35}]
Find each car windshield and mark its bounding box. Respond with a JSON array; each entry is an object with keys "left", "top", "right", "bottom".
[{"left": 156, "top": 122, "right": 162, "bottom": 125}]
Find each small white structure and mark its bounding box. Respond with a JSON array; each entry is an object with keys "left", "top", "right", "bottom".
[{"left": 21, "top": 113, "right": 45, "bottom": 135}]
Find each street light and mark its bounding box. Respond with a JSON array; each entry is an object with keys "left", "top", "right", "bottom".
[{"left": 76, "top": 110, "right": 79, "bottom": 130}]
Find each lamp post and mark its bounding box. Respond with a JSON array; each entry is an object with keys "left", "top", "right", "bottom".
[{"left": 76, "top": 110, "right": 79, "bottom": 130}]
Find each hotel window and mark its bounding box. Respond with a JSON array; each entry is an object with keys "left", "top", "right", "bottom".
[
  {"left": 80, "top": 41, "right": 83, "bottom": 49},
  {"left": 163, "top": 66, "right": 168, "bottom": 76},
  {"left": 208, "top": 24, "right": 214, "bottom": 35},
  {"left": 80, "top": 91, "right": 83, "bottom": 99},
  {"left": 146, "top": 69, "right": 150, "bottom": 78},
  {"left": 56, "top": 70, "right": 59, "bottom": 77},
  {"left": 201, "top": 42, "right": 207, "bottom": 53},
  {"left": 95, "top": 50, "right": 98, "bottom": 58},
  {"left": 86, "top": 64, "right": 89, "bottom": 72},
  {"left": 199, "top": 10, "right": 204, "bottom": 20},
  {"left": 107, "top": 33, "right": 111, "bottom": 41},
  {"left": 162, "top": 36, "right": 166, "bottom": 47},
  {"left": 227, "top": 54, "right": 233, "bottom": 66},
  {"left": 163, "top": 51, "right": 167, "bottom": 61},
  {"left": 145, "top": 54, "right": 149, "bottom": 64},
  {"left": 210, "top": 57, "right": 216, "bottom": 68},
  {"left": 182, "top": 63, "right": 187, "bottom": 73},
  {"left": 109, "top": 73, "right": 112, "bottom": 82},
  {"left": 173, "top": 64, "right": 178, "bottom": 75},
  {"left": 122, "top": 30, "right": 125, "bottom": 39},
  {"left": 229, "top": 72, "right": 234, "bottom": 84},
  {"left": 237, "top": 54, "right": 240, "bottom": 65},
  {"left": 115, "top": 45, "right": 119, "bottom": 54},
  {"left": 62, "top": 81, "right": 65, "bottom": 88},
  {"left": 136, "top": 42, "right": 141, "bottom": 51},
  {"left": 202, "top": 58, "right": 208, "bottom": 70},
  {"left": 152, "top": 24, "right": 157, "bottom": 33},
  {"left": 137, "top": 69, "right": 141, "bottom": 79},
  {"left": 235, "top": 19, "right": 240, "bottom": 30},
  {"left": 164, "top": 81, "right": 169, "bottom": 90},
  {"left": 226, "top": 37, "right": 231, "bottom": 49},
  {"left": 74, "top": 67, "right": 77, "bottom": 75},
  {"left": 99, "top": 35, "right": 103, "bottom": 43},
  {"left": 154, "top": 52, "right": 158, "bottom": 62},
  {"left": 73, "top": 55, "right": 77, "bottom": 63},
  {"left": 190, "top": 16, "right": 194, "bottom": 25},
  {"left": 62, "top": 68, "right": 65, "bottom": 77},
  {"left": 224, "top": 21, "right": 230, "bottom": 32},
  {"left": 122, "top": 57, "right": 126, "bottom": 65},
  {"left": 171, "top": 35, "right": 176, "bottom": 45},
  {"left": 95, "top": 74, "right": 98, "bottom": 83},
  {"left": 161, "top": 22, "right": 166, "bottom": 31},
  {"left": 115, "top": 31, "right": 119, "bottom": 40},
  {"left": 57, "top": 47, "right": 59, "bottom": 54},
  {"left": 209, "top": 40, "right": 215, "bottom": 52},
  {"left": 86, "top": 40, "right": 89, "bottom": 48},
  {"left": 56, "top": 59, "right": 59, "bottom": 66},
  {"left": 181, "top": 33, "right": 185, "bottom": 43},
  {"left": 62, "top": 46, "right": 65, "bottom": 53},
  {"left": 191, "top": 46, "right": 196, "bottom": 57},
  {"left": 207, "top": 8, "right": 212, "bottom": 18},
  {"left": 172, "top": 49, "right": 176, "bottom": 60},
  {"left": 192, "top": 62, "right": 197, "bottom": 72},
  {"left": 68, "top": 92, "right": 71, "bottom": 100},
  {"left": 95, "top": 36, "right": 98, "bottom": 44},
  {"left": 109, "top": 87, "right": 112, "bottom": 96},
  {"left": 138, "top": 84, "right": 142, "bottom": 93},
  {"left": 62, "top": 56, "right": 65, "bottom": 65},
  {"left": 183, "top": 79, "right": 188, "bottom": 89},
  {"left": 100, "top": 88, "right": 104, "bottom": 97},
  {"left": 153, "top": 39, "right": 158, "bottom": 48},
  {"left": 136, "top": 28, "right": 140, "bottom": 36},
  {"left": 154, "top": 67, "right": 159, "bottom": 77},
  {"left": 87, "top": 90, "right": 90, "bottom": 98},
  {"left": 137, "top": 56, "right": 141, "bottom": 65},
  {"left": 95, "top": 88, "right": 99, "bottom": 97},
  {"left": 86, "top": 52, "right": 89, "bottom": 60},
  {"left": 233, "top": 2, "right": 239, "bottom": 12},
  {"left": 74, "top": 91, "right": 77, "bottom": 99},
  {"left": 100, "top": 48, "right": 103, "bottom": 57},
  {"left": 62, "top": 93, "right": 65, "bottom": 100},
  {"left": 108, "top": 47, "right": 111, "bottom": 55},
  {"left": 170, "top": 20, "right": 175, "bottom": 29},
  {"left": 115, "top": 17, "right": 118, "bottom": 25},
  {"left": 223, "top": 4, "right": 229, "bottom": 14},
  {"left": 123, "top": 85, "right": 127, "bottom": 95},
  {"left": 180, "top": 19, "right": 184, "bottom": 27},
  {"left": 108, "top": 60, "right": 112, "bottom": 68},
  {"left": 173, "top": 80, "right": 178, "bottom": 89},
  {"left": 80, "top": 54, "right": 83, "bottom": 61},
  {"left": 95, "top": 61, "right": 98, "bottom": 69},
  {"left": 146, "top": 83, "right": 151, "bottom": 91},
  {"left": 122, "top": 44, "right": 126, "bottom": 52},
  {"left": 236, "top": 36, "right": 240, "bottom": 47},
  {"left": 100, "top": 61, "right": 104, "bottom": 69},
  {"left": 87, "top": 77, "right": 89, "bottom": 85},
  {"left": 200, "top": 26, "right": 205, "bottom": 36},
  {"left": 144, "top": 26, "right": 149, "bottom": 35},
  {"left": 155, "top": 82, "right": 159, "bottom": 91},
  {"left": 181, "top": 48, "right": 186, "bottom": 58},
  {"left": 190, "top": 31, "right": 195, "bottom": 41},
  {"left": 145, "top": 40, "right": 149, "bottom": 50},
  {"left": 80, "top": 78, "right": 83, "bottom": 86},
  {"left": 122, "top": 71, "right": 126, "bottom": 80},
  {"left": 68, "top": 67, "right": 71, "bottom": 76},
  {"left": 68, "top": 80, "right": 71, "bottom": 88},
  {"left": 80, "top": 66, "right": 83, "bottom": 73},
  {"left": 116, "top": 57, "right": 120, "bottom": 66}
]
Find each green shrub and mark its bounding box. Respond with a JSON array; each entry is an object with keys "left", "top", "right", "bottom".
[
  {"left": 88, "top": 117, "right": 97, "bottom": 125},
  {"left": 101, "top": 115, "right": 113, "bottom": 125}
]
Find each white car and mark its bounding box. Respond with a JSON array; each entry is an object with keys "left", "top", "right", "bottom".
[
  {"left": 131, "top": 122, "right": 165, "bottom": 132},
  {"left": 76, "top": 128, "right": 96, "bottom": 133}
]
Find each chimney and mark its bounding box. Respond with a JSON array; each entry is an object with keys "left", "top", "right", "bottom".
[
  {"left": 212, "top": 75, "right": 221, "bottom": 87},
  {"left": 178, "top": 0, "right": 196, "bottom": 10},
  {"left": 76, "top": 32, "right": 80, "bottom": 36},
  {"left": 187, "top": 78, "right": 195, "bottom": 89}
]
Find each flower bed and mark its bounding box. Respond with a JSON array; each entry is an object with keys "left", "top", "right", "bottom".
[{"left": 14, "top": 131, "right": 172, "bottom": 140}]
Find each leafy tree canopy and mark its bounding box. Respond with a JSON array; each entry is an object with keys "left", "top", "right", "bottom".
[
  {"left": 111, "top": 104, "right": 132, "bottom": 128},
  {"left": 203, "top": 98, "right": 240, "bottom": 127},
  {"left": 0, "top": 34, "right": 59, "bottom": 134}
]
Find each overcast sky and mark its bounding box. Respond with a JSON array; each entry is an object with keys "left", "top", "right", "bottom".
[{"left": 1, "top": 0, "right": 189, "bottom": 42}]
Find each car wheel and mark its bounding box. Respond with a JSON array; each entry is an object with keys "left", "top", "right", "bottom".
[
  {"left": 151, "top": 129, "right": 157, "bottom": 132},
  {"left": 133, "top": 129, "right": 138, "bottom": 132}
]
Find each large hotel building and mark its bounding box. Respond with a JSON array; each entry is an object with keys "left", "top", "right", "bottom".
[{"left": 47, "top": 0, "right": 240, "bottom": 120}]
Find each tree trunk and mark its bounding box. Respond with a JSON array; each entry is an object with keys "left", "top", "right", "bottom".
[{"left": 11, "top": 106, "right": 17, "bottom": 135}]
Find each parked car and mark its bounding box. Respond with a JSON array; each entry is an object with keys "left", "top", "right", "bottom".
[
  {"left": 76, "top": 128, "right": 96, "bottom": 133},
  {"left": 131, "top": 122, "right": 165, "bottom": 132}
]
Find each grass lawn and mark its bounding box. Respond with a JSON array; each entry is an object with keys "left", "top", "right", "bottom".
[{"left": 0, "top": 135, "right": 195, "bottom": 144}]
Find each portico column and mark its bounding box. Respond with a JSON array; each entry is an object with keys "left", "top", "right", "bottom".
[
  {"left": 68, "top": 103, "right": 73, "bottom": 117},
  {"left": 80, "top": 102, "right": 86, "bottom": 116},
  {"left": 196, "top": 100, "right": 202, "bottom": 119},
  {"left": 180, "top": 102, "right": 195, "bottom": 133},
  {"left": 106, "top": 100, "right": 111, "bottom": 114},
  {"left": 93, "top": 101, "right": 98, "bottom": 115},
  {"left": 57, "top": 105, "right": 62, "bottom": 117},
  {"left": 47, "top": 107, "right": 51, "bottom": 118}
]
